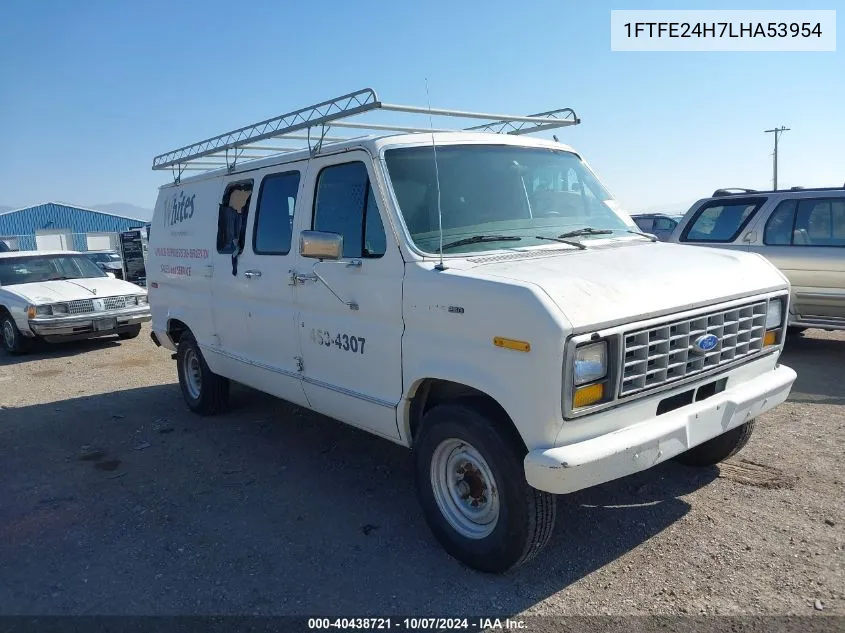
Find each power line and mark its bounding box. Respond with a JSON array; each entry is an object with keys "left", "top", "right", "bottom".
[{"left": 764, "top": 126, "right": 790, "bottom": 190}]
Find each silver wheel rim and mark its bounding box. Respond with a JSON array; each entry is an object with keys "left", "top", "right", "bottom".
[
  {"left": 182, "top": 347, "right": 203, "bottom": 400},
  {"left": 430, "top": 438, "right": 500, "bottom": 540},
  {"left": 2, "top": 320, "right": 15, "bottom": 349}
]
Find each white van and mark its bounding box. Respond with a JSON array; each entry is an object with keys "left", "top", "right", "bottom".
[{"left": 148, "top": 89, "right": 797, "bottom": 573}]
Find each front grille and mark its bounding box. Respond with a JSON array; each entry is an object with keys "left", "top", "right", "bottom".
[
  {"left": 104, "top": 296, "right": 127, "bottom": 310},
  {"left": 620, "top": 300, "right": 769, "bottom": 397},
  {"left": 67, "top": 299, "right": 95, "bottom": 315},
  {"left": 62, "top": 296, "right": 136, "bottom": 315}
]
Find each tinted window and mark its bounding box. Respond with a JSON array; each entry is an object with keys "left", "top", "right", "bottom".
[
  {"left": 633, "top": 217, "right": 653, "bottom": 232},
  {"left": 683, "top": 199, "right": 763, "bottom": 243},
  {"left": 253, "top": 171, "right": 300, "bottom": 255},
  {"left": 653, "top": 217, "right": 677, "bottom": 231},
  {"left": 313, "top": 162, "right": 386, "bottom": 258},
  {"left": 794, "top": 198, "right": 845, "bottom": 246},
  {"left": 764, "top": 200, "right": 796, "bottom": 245}
]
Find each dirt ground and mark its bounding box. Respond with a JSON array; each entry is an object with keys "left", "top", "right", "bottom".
[{"left": 0, "top": 325, "right": 842, "bottom": 619}]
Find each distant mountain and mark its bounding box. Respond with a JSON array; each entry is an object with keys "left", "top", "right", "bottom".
[{"left": 90, "top": 203, "right": 153, "bottom": 221}]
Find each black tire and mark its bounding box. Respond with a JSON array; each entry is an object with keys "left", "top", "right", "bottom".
[
  {"left": 787, "top": 326, "right": 807, "bottom": 337},
  {"left": 674, "top": 420, "right": 755, "bottom": 467},
  {"left": 117, "top": 324, "right": 142, "bottom": 340},
  {"left": 1, "top": 312, "right": 33, "bottom": 355},
  {"left": 413, "top": 399, "right": 556, "bottom": 574},
  {"left": 176, "top": 330, "right": 229, "bottom": 416}
]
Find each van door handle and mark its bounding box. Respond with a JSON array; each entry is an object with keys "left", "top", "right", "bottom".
[{"left": 244, "top": 270, "right": 262, "bottom": 279}]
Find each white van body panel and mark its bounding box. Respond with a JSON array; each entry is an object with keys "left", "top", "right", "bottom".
[{"left": 147, "top": 130, "right": 796, "bottom": 493}]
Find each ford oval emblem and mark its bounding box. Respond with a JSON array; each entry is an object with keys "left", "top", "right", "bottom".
[{"left": 692, "top": 333, "right": 719, "bottom": 354}]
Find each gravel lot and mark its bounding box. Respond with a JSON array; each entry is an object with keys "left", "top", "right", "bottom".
[{"left": 0, "top": 325, "right": 842, "bottom": 618}]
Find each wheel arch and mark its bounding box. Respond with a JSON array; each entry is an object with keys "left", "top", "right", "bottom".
[{"left": 405, "top": 378, "right": 527, "bottom": 453}]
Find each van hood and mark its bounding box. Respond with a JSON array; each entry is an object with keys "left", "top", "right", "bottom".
[
  {"left": 3, "top": 277, "right": 146, "bottom": 304},
  {"left": 472, "top": 241, "right": 788, "bottom": 331}
]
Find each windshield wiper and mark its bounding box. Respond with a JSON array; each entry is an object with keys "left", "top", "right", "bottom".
[
  {"left": 556, "top": 227, "right": 615, "bottom": 239},
  {"left": 625, "top": 229, "right": 658, "bottom": 242},
  {"left": 534, "top": 236, "right": 586, "bottom": 250},
  {"left": 440, "top": 235, "right": 522, "bottom": 251}
]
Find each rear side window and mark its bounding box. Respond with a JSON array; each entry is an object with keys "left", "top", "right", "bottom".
[
  {"left": 765, "top": 197, "right": 845, "bottom": 246},
  {"left": 253, "top": 171, "right": 300, "bottom": 255},
  {"left": 653, "top": 217, "right": 677, "bottom": 231},
  {"left": 633, "top": 217, "right": 653, "bottom": 232},
  {"left": 313, "top": 162, "right": 387, "bottom": 258},
  {"left": 682, "top": 198, "right": 764, "bottom": 243}
]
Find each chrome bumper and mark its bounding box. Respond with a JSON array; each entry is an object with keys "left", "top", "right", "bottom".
[{"left": 29, "top": 307, "right": 151, "bottom": 339}]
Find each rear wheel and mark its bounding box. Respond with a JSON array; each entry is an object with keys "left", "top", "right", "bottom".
[
  {"left": 1, "top": 313, "right": 33, "bottom": 355},
  {"left": 674, "top": 420, "right": 755, "bottom": 467},
  {"left": 413, "top": 399, "right": 556, "bottom": 573},
  {"left": 117, "top": 324, "right": 142, "bottom": 340},
  {"left": 176, "top": 331, "right": 229, "bottom": 415}
]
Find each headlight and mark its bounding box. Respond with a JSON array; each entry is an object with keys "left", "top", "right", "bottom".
[
  {"left": 136, "top": 295, "right": 148, "bottom": 306},
  {"left": 574, "top": 341, "right": 608, "bottom": 386},
  {"left": 35, "top": 305, "right": 52, "bottom": 316},
  {"left": 52, "top": 303, "right": 69, "bottom": 315},
  {"left": 124, "top": 295, "right": 138, "bottom": 306},
  {"left": 766, "top": 299, "right": 782, "bottom": 329}
]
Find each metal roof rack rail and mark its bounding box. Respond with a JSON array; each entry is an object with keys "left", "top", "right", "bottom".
[{"left": 152, "top": 87, "right": 581, "bottom": 182}]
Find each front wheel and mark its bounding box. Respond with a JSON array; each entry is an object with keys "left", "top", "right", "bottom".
[
  {"left": 176, "top": 331, "right": 230, "bottom": 415},
  {"left": 674, "top": 420, "right": 755, "bottom": 467},
  {"left": 1, "top": 313, "right": 33, "bottom": 355},
  {"left": 413, "top": 400, "right": 556, "bottom": 574}
]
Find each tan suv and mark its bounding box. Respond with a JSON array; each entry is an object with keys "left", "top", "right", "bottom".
[{"left": 669, "top": 186, "right": 845, "bottom": 333}]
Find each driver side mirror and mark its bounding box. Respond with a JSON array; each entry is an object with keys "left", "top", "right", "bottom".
[{"left": 300, "top": 230, "right": 343, "bottom": 260}]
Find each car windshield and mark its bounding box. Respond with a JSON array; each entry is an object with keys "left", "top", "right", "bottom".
[
  {"left": 383, "top": 144, "right": 631, "bottom": 254},
  {"left": 0, "top": 254, "right": 108, "bottom": 286},
  {"left": 89, "top": 252, "right": 121, "bottom": 262}
]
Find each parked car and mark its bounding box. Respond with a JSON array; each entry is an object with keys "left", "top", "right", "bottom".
[
  {"left": 631, "top": 213, "right": 685, "bottom": 241},
  {"left": 148, "top": 89, "right": 796, "bottom": 573},
  {"left": 85, "top": 250, "right": 124, "bottom": 279},
  {"left": 0, "top": 250, "right": 151, "bottom": 354},
  {"left": 668, "top": 186, "right": 845, "bottom": 333}
]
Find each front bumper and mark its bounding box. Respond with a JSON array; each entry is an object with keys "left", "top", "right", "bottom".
[
  {"left": 28, "top": 307, "right": 151, "bottom": 340},
  {"left": 524, "top": 363, "right": 797, "bottom": 494}
]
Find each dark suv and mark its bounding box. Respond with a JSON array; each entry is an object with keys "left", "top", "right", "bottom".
[{"left": 630, "top": 213, "right": 685, "bottom": 241}]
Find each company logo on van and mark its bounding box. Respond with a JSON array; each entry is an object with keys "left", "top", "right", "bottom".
[{"left": 164, "top": 191, "right": 196, "bottom": 228}]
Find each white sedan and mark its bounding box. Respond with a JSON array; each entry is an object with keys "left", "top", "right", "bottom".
[{"left": 0, "top": 250, "right": 151, "bottom": 355}]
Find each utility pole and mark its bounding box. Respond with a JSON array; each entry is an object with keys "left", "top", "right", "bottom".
[{"left": 764, "top": 126, "right": 789, "bottom": 190}]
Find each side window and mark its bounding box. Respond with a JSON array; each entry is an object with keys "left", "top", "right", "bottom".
[
  {"left": 216, "top": 180, "right": 254, "bottom": 254},
  {"left": 764, "top": 200, "right": 796, "bottom": 245},
  {"left": 313, "top": 162, "right": 387, "bottom": 258},
  {"left": 683, "top": 199, "right": 762, "bottom": 243},
  {"left": 633, "top": 217, "right": 653, "bottom": 232},
  {"left": 794, "top": 198, "right": 845, "bottom": 246},
  {"left": 253, "top": 171, "right": 300, "bottom": 255},
  {"left": 653, "top": 217, "right": 676, "bottom": 231}
]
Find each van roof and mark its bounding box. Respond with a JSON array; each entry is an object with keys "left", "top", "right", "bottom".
[
  {"left": 152, "top": 87, "right": 582, "bottom": 188},
  {"left": 157, "top": 131, "right": 581, "bottom": 189}
]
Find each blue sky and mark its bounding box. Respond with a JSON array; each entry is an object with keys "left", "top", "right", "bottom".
[{"left": 0, "top": 0, "right": 842, "bottom": 214}]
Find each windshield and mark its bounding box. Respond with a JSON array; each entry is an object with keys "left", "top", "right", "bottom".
[
  {"left": 383, "top": 144, "right": 631, "bottom": 254},
  {"left": 89, "top": 252, "right": 121, "bottom": 263},
  {"left": 0, "top": 255, "right": 108, "bottom": 286}
]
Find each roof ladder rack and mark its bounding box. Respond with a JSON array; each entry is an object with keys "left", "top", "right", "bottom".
[{"left": 152, "top": 87, "right": 580, "bottom": 182}]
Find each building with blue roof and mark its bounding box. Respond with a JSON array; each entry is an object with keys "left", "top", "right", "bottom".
[{"left": 0, "top": 202, "right": 149, "bottom": 252}]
